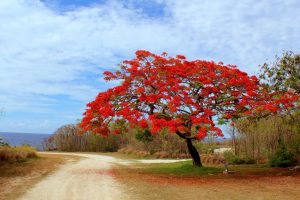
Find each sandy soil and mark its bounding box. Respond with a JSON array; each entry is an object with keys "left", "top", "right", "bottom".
[{"left": 18, "top": 153, "right": 127, "bottom": 200}]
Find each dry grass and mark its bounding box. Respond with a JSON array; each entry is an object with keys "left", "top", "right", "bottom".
[
  {"left": 118, "top": 147, "right": 191, "bottom": 159},
  {"left": 201, "top": 154, "right": 225, "bottom": 165},
  {"left": 0, "top": 146, "right": 38, "bottom": 162},
  {"left": 118, "top": 147, "right": 151, "bottom": 158},
  {"left": 0, "top": 153, "right": 80, "bottom": 200},
  {"left": 114, "top": 162, "right": 300, "bottom": 200},
  {"left": 118, "top": 148, "right": 225, "bottom": 163}
]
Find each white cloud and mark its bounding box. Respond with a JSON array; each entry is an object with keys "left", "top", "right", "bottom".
[
  {"left": 0, "top": 0, "right": 299, "bottom": 132},
  {"left": 163, "top": 0, "right": 300, "bottom": 67}
]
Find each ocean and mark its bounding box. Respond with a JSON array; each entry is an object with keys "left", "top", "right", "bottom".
[{"left": 0, "top": 132, "right": 52, "bottom": 150}]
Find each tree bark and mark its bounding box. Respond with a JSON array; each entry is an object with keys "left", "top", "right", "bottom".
[
  {"left": 186, "top": 138, "right": 202, "bottom": 167},
  {"left": 175, "top": 130, "right": 202, "bottom": 167}
]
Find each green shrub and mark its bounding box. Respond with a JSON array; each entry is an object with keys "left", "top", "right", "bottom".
[
  {"left": 269, "top": 144, "right": 294, "bottom": 167},
  {"left": 224, "top": 151, "right": 255, "bottom": 165},
  {"left": 231, "top": 156, "right": 245, "bottom": 164},
  {"left": 243, "top": 157, "right": 255, "bottom": 164},
  {"left": 135, "top": 130, "right": 153, "bottom": 143},
  {"left": 223, "top": 150, "right": 235, "bottom": 163},
  {"left": 196, "top": 142, "right": 218, "bottom": 154}
]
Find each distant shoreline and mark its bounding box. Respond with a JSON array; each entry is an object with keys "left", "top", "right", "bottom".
[{"left": 0, "top": 132, "right": 52, "bottom": 150}]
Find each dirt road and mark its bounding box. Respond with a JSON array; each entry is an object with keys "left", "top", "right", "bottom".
[
  {"left": 18, "top": 153, "right": 300, "bottom": 200},
  {"left": 18, "top": 152, "right": 185, "bottom": 200}
]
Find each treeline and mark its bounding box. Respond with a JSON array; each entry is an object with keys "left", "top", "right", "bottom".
[
  {"left": 44, "top": 113, "right": 299, "bottom": 164},
  {"left": 43, "top": 124, "right": 190, "bottom": 158},
  {"left": 225, "top": 51, "right": 300, "bottom": 166},
  {"left": 224, "top": 112, "right": 300, "bottom": 166},
  {"left": 43, "top": 124, "right": 121, "bottom": 152},
  {"left": 233, "top": 113, "right": 300, "bottom": 158}
]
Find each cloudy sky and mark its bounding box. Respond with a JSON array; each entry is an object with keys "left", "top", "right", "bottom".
[{"left": 0, "top": 0, "right": 299, "bottom": 134}]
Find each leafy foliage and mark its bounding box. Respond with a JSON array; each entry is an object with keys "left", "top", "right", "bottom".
[
  {"left": 260, "top": 51, "right": 300, "bottom": 94},
  {"left": 224, "top": 151, "right": 255, "bottom": 165},
  {"left": 80, "top": 50, "right": 298, "bottom": 167},
  {"left": 135, "top": 129, "right": 153, "bottom": 143},
  {"left": 43, "top": 124, "right": 121, "bottom": 152},
  {"left": 269, "top": 142, "right": 294, "bottom": 167},
  {"left": 81, "top": 50, "right": 298, "bottom": 141},
  {"left": 228, "top": 52, "right": 300, "bottom": 165},
  {"left": 233, "top": 112, "right": 300, "bottom": 161}
]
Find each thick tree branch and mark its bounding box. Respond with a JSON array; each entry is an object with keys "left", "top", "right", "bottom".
[{"left": 175, "top": 130, "right": 197, "bottom": 140}]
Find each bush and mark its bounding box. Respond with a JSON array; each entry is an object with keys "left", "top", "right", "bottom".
[
  {"left": 223, "top": 150, "right": 235, "bottom": 163},
  {"left": 196, "top": 142, "right": 218, "bottom": 154},
  {"left": 201, "top": 154, "right": 224, "bottom": 165},
  {"left": 232, "top": 156, "right": 255, "bottom": 164},
  {"left": 135, "top": 130, "right": 153, "bottom": 143},
  {"left": 269, "top": 144, "right": 294, "bottom": 167},
  {"left": 0, "top": 146, "right": 38, "bottom": 162},
  {"left": 224, "top": 151, "right": 255, "bottom": 165}
]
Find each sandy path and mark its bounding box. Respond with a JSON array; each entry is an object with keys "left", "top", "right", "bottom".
[
  {"left": 18, "top": 152, "right": 185, "bottom": 200},
  {"left": 18, "top": 153, "right": 130, "bottom": 200}
]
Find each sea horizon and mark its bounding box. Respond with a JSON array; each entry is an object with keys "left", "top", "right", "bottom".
[{"left": 0, "top": 132, "right": 52, "bottom": 150}]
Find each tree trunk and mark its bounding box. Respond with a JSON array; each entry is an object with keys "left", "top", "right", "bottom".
[{"left": 186, "top": 138, "right": 202, "bottom": 167}]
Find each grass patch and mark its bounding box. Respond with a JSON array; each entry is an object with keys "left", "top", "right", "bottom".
[
  {"left": 0, "top": 146, "right": 38, "bottom": 163},
  {"left": 120, "top": 160, "right": 300, "bottom": 179},
  {"left": 141, "top": 160, "right": 223, "bottom": 176}
]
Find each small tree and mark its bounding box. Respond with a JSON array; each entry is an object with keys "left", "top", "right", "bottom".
[
  {"left": 269, "top": 139, "right": 294, "bottom": 167},
  {"left": 260, "top": 51, "right": 300, "bottom": 94},
  {"left": 81, "top": 50, "right": 298, "bottom": 167}
]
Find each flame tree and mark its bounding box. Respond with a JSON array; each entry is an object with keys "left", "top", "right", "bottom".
[{"left": 80, "top": 50, "right": 298, "bottom": 166}]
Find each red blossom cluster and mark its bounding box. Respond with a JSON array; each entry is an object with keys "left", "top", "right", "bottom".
[{"left": 80, "top": 50, "right": 298, "bottom": 140}]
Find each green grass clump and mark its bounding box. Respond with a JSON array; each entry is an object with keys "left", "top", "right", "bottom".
[
  {"left": 223, "top": 151, "right": 255, "bottom": 165},
  {"left": 143, "top": 160, "right": 223, "bottom": 176}
]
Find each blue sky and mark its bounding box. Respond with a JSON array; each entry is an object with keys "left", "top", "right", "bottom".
[{"left": 0, "top": 0, "right": 300, "bottom": 134}]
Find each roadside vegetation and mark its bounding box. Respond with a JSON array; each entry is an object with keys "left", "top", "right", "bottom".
[
  {"left": 138, "top": 160, "right": 223, "bottom": 176},
  {"left": 0, "top": 145, "right": 38, "bottom": 163},
  {"left": 43, "top": 125, "right": 190, "bottom": 158}
]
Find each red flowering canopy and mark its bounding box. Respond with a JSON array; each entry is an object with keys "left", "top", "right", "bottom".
[{"left": 80, "top": 50, "right": 298, "bottom": 141}]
